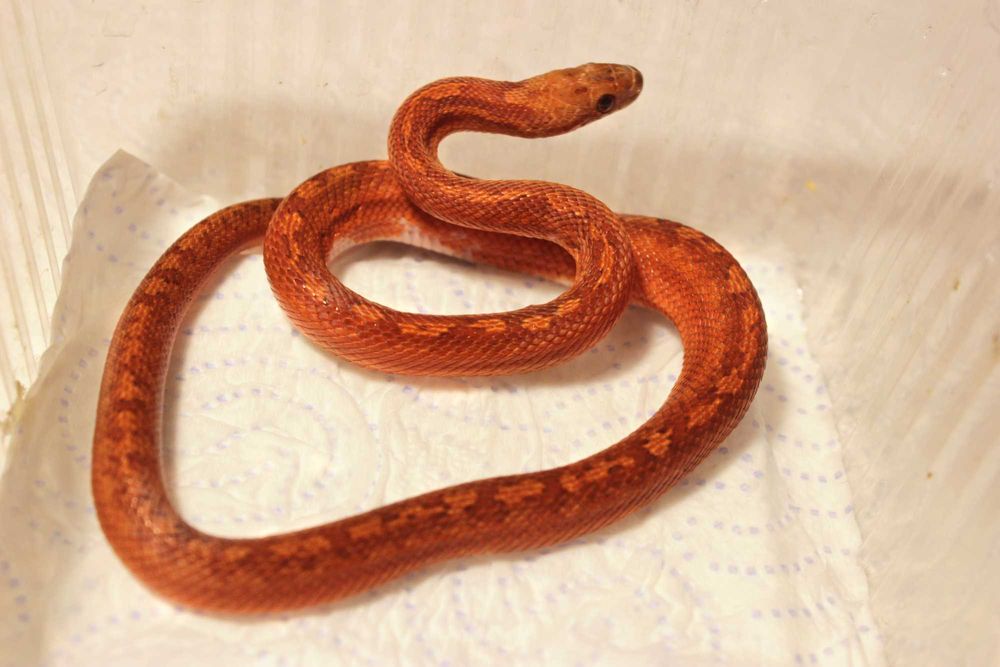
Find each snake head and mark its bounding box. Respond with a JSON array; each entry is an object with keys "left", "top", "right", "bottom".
[{"left": 517, "top": 63, "right": 644, "bottom": 135}]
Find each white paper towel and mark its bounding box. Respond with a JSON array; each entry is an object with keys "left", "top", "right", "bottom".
[{"left": 0, "top": 151, "right": 885, "bottom": 666}]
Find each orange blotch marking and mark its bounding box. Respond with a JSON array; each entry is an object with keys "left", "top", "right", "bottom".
[
  {"left": 115, "top": 369, "right": 143, "bottom": 401},
  {"left": 398, "top": 322, "right": 452, "bottom": 337},
  {"left": 560, "top": 473, "right": 582, "bottom": 493},
  {"left": 715, "top": 368, "right": 745, "bottom": 395},
  {"left": 494, "top": 479, "right": 546, "bottom": 506},
  {"left": 142, "top": 276, "right": 171, "bottom": 296},
  {"left": 556, "top": 298, "right": 582, "bottom": 315},
  {"left": 596, "top": 245, "right": 616, "bottom": 285},
  {"left": 613, "top": 455, "right": 635, "bottom": 469},
  {"left": 279, "top": 210, "right": 306, "bottom": 232},
  {"left": 127, "top": 302, "right": 153, "bottom": 331},
  {"left": 581, "top": 455, "right": 635, "bottom": 484},
  {"left": 347, "top": 517, "right": 384, "bottom": 541},
  {"left": 177, "top": 227, "right": 209, "bottom": 250},
  {"left": 521, "top": 315, "right": 552, "bottom": 331},
  {"left": 582, "top": 461, "right": 612, "bottom": 483},
  {"left": 444, "top": 489, "right": 478, "bottom": 514},
  {"left": 469, "top": 318, "right": 506, "bottom": 333},
  {"left": 110, "top": 410, "right": 143, "bottom": 443},
  {"left": 687, "top": 397, "right": 723, "bottom": 428},
  {"left": 644, "top": 430, "right": 672, "bottom": 457},
  {"left": 156, "top": 253, "right": 185, "bottom": 271},
  {"left": 425, "top": 82, "right": 466, "bottom": 100},
  {"left": 387, "top": 505, "right": 444, "bottom": 529}
]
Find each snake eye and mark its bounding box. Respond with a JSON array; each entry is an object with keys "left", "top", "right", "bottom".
[{"left": 596, "top": 94, "right": 616, "bottom": 113}]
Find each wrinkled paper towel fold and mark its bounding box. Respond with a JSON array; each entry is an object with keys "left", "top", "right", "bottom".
[{"left": 0, "top": 152, "right": 884, "bottom": 666}]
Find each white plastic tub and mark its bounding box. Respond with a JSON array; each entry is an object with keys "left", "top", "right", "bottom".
[{"left": 1, "top": 2, "right": 996, "bottom": 665}]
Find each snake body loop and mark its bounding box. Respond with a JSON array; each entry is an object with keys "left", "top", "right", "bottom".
[{"left": 92, "top": 64, "right": 767, "bottom": 613}]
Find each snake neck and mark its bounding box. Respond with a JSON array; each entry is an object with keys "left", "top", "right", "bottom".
[
  {"left": 386, "top": 76, "right": 621, "bottom": 258},
  {"left": 386, "top": 77, "right": 521, "bottom": 206}
]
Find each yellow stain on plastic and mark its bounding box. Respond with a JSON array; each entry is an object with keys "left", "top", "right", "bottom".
[{"left": 805, "top": 180, "right": 818, "bottom": 192}]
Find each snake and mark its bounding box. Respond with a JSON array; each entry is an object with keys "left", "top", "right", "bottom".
[{"left": 92, "top": 64, "right": 767, "bottom": 613}]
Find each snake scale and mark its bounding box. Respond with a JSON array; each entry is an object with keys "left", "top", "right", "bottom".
[{"left": 92, "top": 64, "right": 767, "bottom": 613}]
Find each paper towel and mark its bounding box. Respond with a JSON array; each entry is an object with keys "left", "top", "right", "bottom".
[{"left": 0, "top": 152, "right": 885, "bottom": 666}]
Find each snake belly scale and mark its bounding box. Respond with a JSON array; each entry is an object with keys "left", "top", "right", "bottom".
[{"left": 92, "top": 64, "right": 767, "bottom": 613}]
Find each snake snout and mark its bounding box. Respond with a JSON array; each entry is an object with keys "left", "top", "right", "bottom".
[
  {"left": 592, "top": 63, "right": 644, "bottom": 111},
  {"left": 630, "top": 67, "right": 643, "bottom": 93}
]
